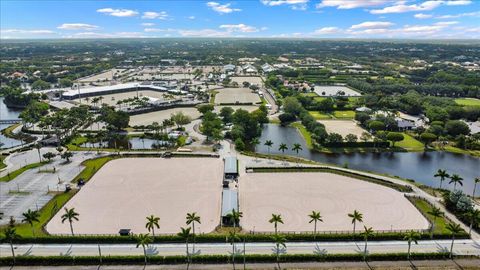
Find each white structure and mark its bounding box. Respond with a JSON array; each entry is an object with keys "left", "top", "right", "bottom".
[
  {"left": 62, "top": 83, "right": 168, "bottom": 100},
  {"left": 261, "top": 63, "right": 275, "bottom": 73}
]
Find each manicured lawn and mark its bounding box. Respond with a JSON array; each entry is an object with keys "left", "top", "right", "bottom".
[
  {"left": 302, "top": 92, "right": 318, "bottom": 97},
  {"left": 11, "top": 191, "right": 75, "bottom": 237},
  {"left": 0, "top": 156, "right": 6, "bottom": 170},
  {"left": 313, "top": 96, "right": 327, "bottom": 102},
  {"left": 290, "top": 122, "right": 312, "bottom": 149},
  {"left": 410, "top": 197, "right": 449, "bottom": 234},
  {"left": 309, "top": 111, "right": 332, "bottom": 120},
  {"left": 454, "top": 98, "right": 480, "bottom": 106},
  {"left": 332, "top": 110, "right": 355, "bottom": 119},
  {"left": 72, "top": 155, "right": 116, "bottom": 183},
  {"left": 0, "top": 161, "right": 48, "bottom": 182},
  {"left": 395, "top": 133, "right": 424, "bottom": 151}
]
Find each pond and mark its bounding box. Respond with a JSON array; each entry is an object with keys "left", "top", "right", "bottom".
[
  {"left": 256, "top": 124, "right": 480, "bottom": 194},
  {"left": 81, "top": 137, "right": 172, "bottom": 150},
  {"left": 0, "top": 97, "right": 24, "bottom": 149}
]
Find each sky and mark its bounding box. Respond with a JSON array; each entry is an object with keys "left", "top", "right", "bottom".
[{"left": 1, "top": 0, "right": 479, "bottom": 39}]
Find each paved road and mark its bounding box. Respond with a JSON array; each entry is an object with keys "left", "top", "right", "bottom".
[{"left": 2, "top": 239, "right": 479, "bottom": 258}]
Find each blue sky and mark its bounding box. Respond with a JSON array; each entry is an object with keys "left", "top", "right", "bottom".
[{"left": 1, "top": 0, "right": 479, "bottom": 39}]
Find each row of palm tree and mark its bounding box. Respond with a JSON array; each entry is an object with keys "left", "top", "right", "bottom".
[{"left": 434, "top": 169, "right": 479, "bottom": 194}]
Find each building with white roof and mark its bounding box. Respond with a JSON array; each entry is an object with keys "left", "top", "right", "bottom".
[{"left": 62, "top": 82, "right": 168, "bottom": 100}]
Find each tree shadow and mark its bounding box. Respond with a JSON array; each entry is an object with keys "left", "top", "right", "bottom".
[
  {"left": 452, "top": 259, "right": 464, "bottom": 270},
  {"left": 59, "top": 245, "right": 72, "bottom": 256},
  {"left": 436, "top": 243, "right": 449, "bottom": 254},
  {"left": 146, "top": 245, "right": 158, "bottom": 256},
  {"left": 21, "top": 245, "right": 33, "bottom": 256},
  {"left": 191, "top": 248, "right": 202, "bottom": 256},
  {"left": 271, "top": 245, "right": 287, "bottom": 255},
  {"left": 313, "top": 244, "right": 327, "bottom": 255},
  {"left": 408, "top": 259, "right": 418, "bottom": 270}
]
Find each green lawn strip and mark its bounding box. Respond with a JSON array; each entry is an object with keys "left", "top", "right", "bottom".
[
  {"left": 0, "top": 161, "right": 48, "bottom": 182},
  {"left": 301, "top": 92, "right": 319, "bottom": 97},
  {"left": 308, "top": 111, "right": 332, "bottom": 120},
  {"left": 454, "top": 98, "right": 480, "bottom": 106},
  {"left": 250, "top": 166, "right": 412, "bottom": 193},
  {"left": 209, "top": 90, "right": 219, "bottom": 104},
  {"left": 0, "top": 156, "right": 6, "bottom": 170},
  {"left": 290, "top": 122, "right": 312, "bottom": 149},
  {"left": 332, "top": 110, "right": 355, "bottom": 119},
  {"left": 12, "top": 192, "right": 75, "bottom": 237},
  {"left": 395, "top": 133, "right": 424, "bottom": 151},
  {"left": 441, "top": 145, "right": 480, "bottom": 157},
  {"left": 1, "top": 123, "right": 21, "bottom": 138},
  {"left": 408, "top": 197, "right": 451, "bottom": 234}
]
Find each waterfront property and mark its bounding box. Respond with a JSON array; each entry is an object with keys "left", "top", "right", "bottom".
[{"left": 239, "top": 172, "right": 430, "bottom": 233}]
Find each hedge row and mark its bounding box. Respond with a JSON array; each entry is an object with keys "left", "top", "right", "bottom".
[
  {"left": 249, "top": 166, "right": 413, "bottom": 193},
  {"left": 323, "top": 141, "right": 390, "bottom": 148},
  {"left": 0, "top": 252, "right": 466, "bottom": 266},
  {"left": 2, "top": 231, "right": 466, "bottom": 244}
]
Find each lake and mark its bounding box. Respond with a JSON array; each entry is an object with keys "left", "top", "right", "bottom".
[
  {"left": 0, "top": 97, "right": 24, "bottom": 149},
  {"left": 256, "top": 124, "right": 480, "bottom": 194}
]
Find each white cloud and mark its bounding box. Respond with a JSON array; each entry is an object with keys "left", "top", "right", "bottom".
[
  {"left": 350, "top": 21, "right": 394, "bottom": 29},
  {"left": 141, "top": 23, "right": 155, "bottom": 26},
  {"left": 57, "top": 23, "right": 99, "bottom": 30},
  {"left": 97, "top": 8, "right": 138, "bottom": 17},
  {"left": 188, "top": 16, "right": 196, "bottom": 19},
  {"left": 347, "top": 28, "right": 391, "bottom": 35},
  {"left": 178, "top": 28, "right": 231, "bottom": 37},
  {"left": 446, "top": 0, "right": 471, "bottom": 6},
  {"left": 142, "top": 11, "right": 169, "bottom": 20},
  {"left": 436, "top": 11, "right": 480, "bottom": 19},
  {"left": 261, "top": 0, "right": 308, "bottom": 6},
  {"left": 1, "top": 29, "right": 55, "bottom": 34},
  {"left": 206, "top": 2, "right": 241, "bottom": 13},
  {"left": 434, "top": 21, "right": 459, "bottom": 25},
  {"left": 313, "top": 27, "right": 342, "bottom": 35},
  {"left": 399, "top": 24, "right": 445, "bottom": 34},
  {"left": 370, "top": 1, "right": 472, "bottom": 14},
  {"left": 219, "top": 24, "right": 259, "bottom": 32},
  {"left": 143, "top": 28, "right": 176, "bottom": 33},
  {"left": 414, "top": 13, "right": 433, "bottom": 19},
  {"left": 317, "top": 0, "right": 393, "bottom": 9}
]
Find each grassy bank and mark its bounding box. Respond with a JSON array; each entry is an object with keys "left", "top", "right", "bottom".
[
  {"left": 408, "top": 197, "right": 450, "bottom": 234},
  {"left": 290, "top": 122, "right": 312, "bottom": 149},
  {"left": 0, "top": 161, "right": 48, "bottom": 182},
  {"left": 0, "top": 155, "right": 6, "bottom": 170},
  {"left": 396, "top": 133, "right": 424, "bottom": 151}
]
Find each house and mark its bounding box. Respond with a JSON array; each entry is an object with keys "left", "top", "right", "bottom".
[
  {"left": 395, "top": 117, "right": 416, "bottom": 130},
  {"left": 355, "top": 106, "right": 372, "bottom": 113},
  {"left": 261, "top": 63, "right": 275, "bottom": 73},
  {"left": 242, "top": 64, "right": 257, "bottom": 74},
  {"left": 223, "top": 64, "right": 236, "bottom": 72}
]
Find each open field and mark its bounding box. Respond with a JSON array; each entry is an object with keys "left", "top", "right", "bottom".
[
  {"left": 309, "top": 111, "right": 332, "bottom": 120},
  {"left": 73, "top": 90, "right": 175, "bottom": 107},
  {"left": 46, "top": 157, "right": 223, "bottom": 235},
  {"left": 215, "top": 88, "right": 261, "bottom": 104},
  {"left": 77, "top": 69, "right": 127, "bottom": 83},
  {"left": 333, "top": 110, "right": 356, "bottom": 119},
  {"left": 318, "top": 120, "right": 367, "bottom": 137},
  {"left": 230, "top": 76, "right": 263, "bottom": 86},
  {"left": 129, "top": 107, "right": 201, "bottom": 126},
  {"left": 313, "top": 86, "right": 361, "bottom": 97},
  {"left": 239, "top": 172, "right": 429, "bottom": 232},
  {"left": 215, "top": 105, "right": 258, "bottom": 113},
  {"left": 396, "top": 133, "right": 424, "bottom": 151},
  {"left": 455, "top": 98, "right": 480, "bottom": 106}
]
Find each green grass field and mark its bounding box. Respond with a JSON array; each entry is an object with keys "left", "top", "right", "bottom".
[
  {"left": 395, "top": 133, "right": 424, "bottom": 151},
  {"left": 409, "top": 197, "right": 449, "bottom": 234},
  {"left": 290, "top": 122, "right": 313, "bottom": 149},
  {"left": 332, "top": 110, "right": 355, "bottom": 119},
  {"left": 309, "top": 111, "right": 332, "bottom": 120},
  {"left": 0, "top": 156, "right": 6, "bottom": 170},
  {"left": 454, "top": 98, "right": 480, "bottom": 106}
]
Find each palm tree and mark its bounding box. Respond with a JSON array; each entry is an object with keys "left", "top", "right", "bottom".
[
  {"left": 404, "top": 230, "right": 420, "bottom": 260},
  {"left": 251, "top": 137, "right": 260, "bottom": 161},
  {"left": 272, "top": 234, "right": 286, "bottom": 270},
  {"left": 22, "top": 209, "right": 40, "bottom": 237},
  {"left": 360, "top": 226, "right": 374, "bottom": 261},
  {"left": 228, "top": 231, "right": 240, "bottom": 270},
  {"left": 269, "top": 214, "right": 284, "bottom": 235},
  {"left": 178, "top": 227, "right": 191, "bottom": 263},
  {"left": 186, "top": 212, "right": 201, "bottom": 253},
  {"left": 145, "top": 215, "right": 160, "bottom": 237},
  {"left": 278, "top": 143, "right": 288, "bottom": 164},
  {"left": 4, "top": 226, "right": 19, "bottom": 264},
  {"left": 308, "top": 211, "right": 323, "bottom": 240},
  {"left": 292, "top": 143, "right": 303, "bottom": 165},
  {"left": 226, "top": 209, "right": 243, "bottom": 231},
  {"left": 427, "top": 206, "right": 443, "bottom": 238},
  {"left": 466, "top": 209, "right": 480, "bottom": 236},
  {"left": 136, "top": 233, "right": 153, "bottom": 265},
  {"left": 472, "top": 177, "right": 480, "bottom": 199},
  {"left": 348, "top": 210, "right": 363, "bottom": 235},
  {"left": 61, "top": 207, "right": 79, "bottom": 236},
  {"left": 35, "top": 143, "right": 42, "bottom": 163},
  {"left": 446, "top": 223, "right": 463, "bottom": 259},
  {"left": 434, "top": 169, "right": 449, "bottom": 190},
  {"left": 449, "top": 174, "right": 463, "bottom": 191},
  {"left": 264, "top": 140, "right": 273, "bottom": 158}
]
